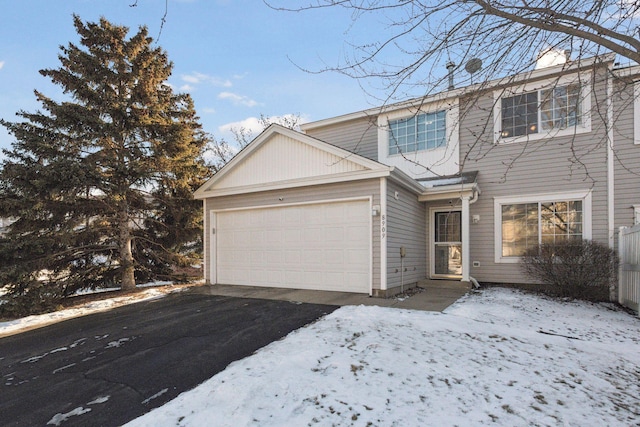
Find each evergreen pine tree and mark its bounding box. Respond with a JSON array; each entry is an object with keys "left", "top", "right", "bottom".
[{"left": 0, "top": 16, "right": 210, "bottom": 314}]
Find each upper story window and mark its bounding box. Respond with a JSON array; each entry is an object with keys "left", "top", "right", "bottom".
[
  {"left": 388, "top": 110, "right": 446, "bottom": 155},
  {"left": 495, "top": 74, "right": 591, "bottom": 143},
  {"left": 501, "top": 84, "right": 582, "bottom": 138}
]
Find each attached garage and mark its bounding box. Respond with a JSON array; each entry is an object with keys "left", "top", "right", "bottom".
[
  {"left": 212, "top": 199, "right": 371, "bottom": 293},
  {"left": 194, "top": 124, "right": 402, "bottom": 295}
]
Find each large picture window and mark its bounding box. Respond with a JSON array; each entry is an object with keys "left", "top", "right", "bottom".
[
  {"left": 496, "top": 192, "right": 592, "bottom": 263},
  {"left": 501, "top": 200, "right": 583, "bottom": 257},
  {"left": 500, "top": 84, "right": 581, "bottom": 139},
  {"left": 389, "top": 110, "right": 446, "bottom": 155}
]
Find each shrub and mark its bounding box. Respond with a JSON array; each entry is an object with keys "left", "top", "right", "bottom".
[
  {"left": 0, "top": 281, "right": 63, "bottom": 318},
  {"left": 520, "top": 239, "right": 618, "bottom": 302}
]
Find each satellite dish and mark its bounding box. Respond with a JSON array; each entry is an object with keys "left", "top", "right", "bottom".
[{"left": 465, "top": 58, "right": 482, "bottom": 74}]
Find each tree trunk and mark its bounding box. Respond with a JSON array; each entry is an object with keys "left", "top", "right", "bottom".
[{"left": 118, "top": 208, "right": 136, "bottom": 291}]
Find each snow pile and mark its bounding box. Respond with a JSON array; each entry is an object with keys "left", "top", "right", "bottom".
[
  {"left": 0, "top": 283, "right": 181, "bottom": 337},
  {"left": 127, "top": 288, "right": 640, "bottom": 427}
]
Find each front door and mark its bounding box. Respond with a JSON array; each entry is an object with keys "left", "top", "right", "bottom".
[{"left": 432, "top": 210, "right": 462, "bottom": 278}]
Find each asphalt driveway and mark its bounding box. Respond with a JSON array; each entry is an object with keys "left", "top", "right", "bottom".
[{"left": 0, "top": 291, "right": 337, "bottom": 427}]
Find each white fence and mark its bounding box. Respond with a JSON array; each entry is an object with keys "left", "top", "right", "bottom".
[{"left": 618, "top": 225, "right": 640, "bottom": 314}]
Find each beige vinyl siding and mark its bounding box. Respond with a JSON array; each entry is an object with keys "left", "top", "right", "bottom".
[
  {"left": 203, "top": 179, "right": 382, "bottom": 289},
  {"left": 213, "top": 133, "right": 368, "bottom": 190},
  {"left": 613, "top": 80, "right": 640, "bottom": 229},
  {"left": 460, "top": 68, "right": 611, "bottom": 284},
  {"left": 304, "top": 116, "right": 379, "bottom": 161},
  {"left": 385, "top": 180, "right": 427, "bottom": 290}
]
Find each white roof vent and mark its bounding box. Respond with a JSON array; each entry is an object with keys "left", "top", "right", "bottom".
[{"left": 535, "top": 48, "right": 569, "bottom": 69}]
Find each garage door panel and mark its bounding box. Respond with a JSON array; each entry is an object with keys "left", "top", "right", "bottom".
[
  {"left": 346, "top": 272, "right": 369, "bottom": 287},
  {"left": 347, "top": 248, "right": 370, "bottom": 264},
  {"left": 283, "top": 229, "right": 301, "bottom": 244},
  {"left": 284, "top": 250, "right": 300, "bottom": 263},
  {"left": 303, "top": 208, "right": 324, "bottom": 225},
  {"left": 215, "top": 199, "right": 370, "bottom": 293},
  {"left": 324, "top": 249, "right": 344, "bottom": 266},
  {"left": 249, "top": 250, "right": 264, "bottom": 265},
  {"left": 303, "top": 270, "right": 324, "bottom": 286},
  {"left": 302, "top": 227, "right": 324, "bottom": 242},
  {"left": 303, "top": 248, "right": 324, "bottom": 264},
  {"left": 283, "top": 270, "right": 302, "bottom": 284},
  {"left": 284, "top": 208, "right": 301, "bottom": 224},
  {"left": 347, "top": 225, "right": 369, "bottom": 241},
  {"left": 325, "top": 227, "right": 346, "bottom": 242},
  {"left": 264, "top": 250, "right": 283, "bottom": 264}
]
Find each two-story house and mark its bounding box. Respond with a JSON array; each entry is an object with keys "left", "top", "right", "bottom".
[{"left": 194, "top": 53, "right": 640, "bottom": 297}]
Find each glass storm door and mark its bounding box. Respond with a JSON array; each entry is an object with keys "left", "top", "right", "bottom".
[{"left": 433, "top": 211, "right": 462, "bottom": 277}]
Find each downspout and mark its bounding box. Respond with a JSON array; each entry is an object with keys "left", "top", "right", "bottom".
[
  {"left": 606, "top": 66, "right": 615, "bottom": 249},
  {"left": 461, "top": 195, "right": 471, "bottom": 283},
  {"left": 468, "top": 188, "right": 481, "bottom": 289}
]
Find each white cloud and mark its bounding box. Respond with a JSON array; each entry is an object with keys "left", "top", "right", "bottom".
[
  {"left": 202, "top": 107, "right": 216, "bottom": 114},
  {"left": 181, "top": 74, "right": 202, "bottom": 84},
  {"left": 218, "top": 114, "right": 308, "bottom": 142},
  {"left": 0, "top": 61, "right": 4, "bottom": 70},
  {"left": 181, "top": 72, "right": 232, "bottom": 88},
  {"left": 218, "top": 92, "right": 258, "bottom": 107},
  {"left": 218, "top": 116, "right": 263, "bottom": 135},
  {"left": 180, "top": 84, "right": 195, "bottom": 92}
]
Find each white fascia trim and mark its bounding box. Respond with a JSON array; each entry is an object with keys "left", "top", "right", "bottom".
[
  {"left": 492, "top": 72, "right": 593, "bottom": 145},
  {"left": 612, "top": 64, "right": 640, "bottom": 78},
  {"left": 418, "top": 184, "right": 477, "bottom": 202},
  {"left": 194, "top": 169, "right": 391, "bottom": 199},
  {"left": 387, "top": 167, "right": 429, "bottom": 194},
  {"left": 302, "top": 54, "right": 615, "bottom": 132},
  {"left": 493, "top": 190, "right": 593, "bottom": 264},
  {"left": 203, "top": 200, "right": 208, "bottom": 283},
  {"left": 210, "top": 195, "right": 372, "bottom": 213},
  {"left": 303, "top": 95, "right": 460, "bottom": 132},
  {"left": 380, "top": 177, "right": 388, "bottom": 291},
  {"left": 635, "top": 82, "right": 640, "bottom": 145},
  {"left": 209, "top": 210, "right": 217, "bottom": 284}
]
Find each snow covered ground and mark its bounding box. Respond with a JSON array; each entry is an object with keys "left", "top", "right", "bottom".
[
  {"left": 0, "top": 282, "right": 182, "bottom": 337},
  {"left": 125, "top": 288, "right": 640, "bottom": 427}
]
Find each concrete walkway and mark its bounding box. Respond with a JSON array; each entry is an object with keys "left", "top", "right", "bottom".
[{"left": 195, "top": 280, "right": 472, "bottom": 312}]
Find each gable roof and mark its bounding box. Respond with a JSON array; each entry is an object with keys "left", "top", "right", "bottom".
[{"left": 194, "top": 124, "right": 393, "bottom": 199}]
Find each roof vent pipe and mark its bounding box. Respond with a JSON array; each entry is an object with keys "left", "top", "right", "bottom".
[{"left": 446, "top": 61, "right": 455, "bottom": 90}]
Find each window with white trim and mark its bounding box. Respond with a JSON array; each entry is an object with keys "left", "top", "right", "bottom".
[
  {"left": 388, "top": 110, "right": 446, "bottom": 155},
  {"left": 495, "top": 191, "right": 592, "bottom": 263},
  {"left": 501, "top": 200, "right": 583, "bottom": 257},
  {"left": 500, "top": 84, "right": 582, "bottom": 138},
  {"left": 494, "top": 74, "right": 591, "bottom": 143}
]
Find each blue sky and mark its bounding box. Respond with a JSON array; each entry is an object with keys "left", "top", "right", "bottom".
[{"left": 0, "top": 0, "right": 398, "bottom": 158}]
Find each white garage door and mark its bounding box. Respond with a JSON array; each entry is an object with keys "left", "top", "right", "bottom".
[{"left": 214, "top": 199, "right": 370, "bottom": 293}]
